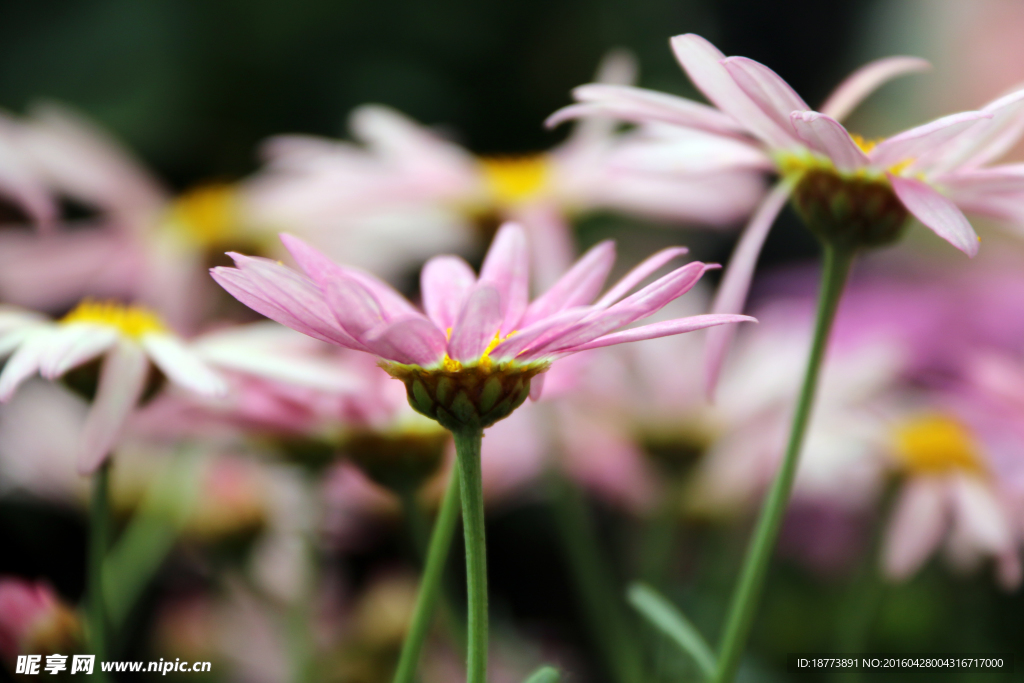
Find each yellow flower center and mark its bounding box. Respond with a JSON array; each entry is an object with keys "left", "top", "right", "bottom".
[
  {"left": 479, "top": 155, "right": 551, "bottom": 206},
  {"left": 439, "top": 330, "right": 518, "bottom": 373},
  {"left": 62, "top": 299, "right": 167, "bottom": 339},
  {"left": 892, "top": 414, "right": 985, "bottom": 475},
  {"left": 166, "top": 183, "right": 240, "bottom": 248}
]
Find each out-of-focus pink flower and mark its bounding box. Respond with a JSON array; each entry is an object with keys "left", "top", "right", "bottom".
[
  {"left": 0, "top": 105, "right": 270, "bottom": 330},
  {"left": 551, "top": 34, "right": 1024, "bottom": 392},
  {"left": 212, "top": 223, "right": 751, "bottom": 423},
  {"left": 0, "top": 578, "right": 81, "bottom": 662},
  {"left": 246, "top": 52, "right": 764, "bottom": 287},
  {"left": 880, "top": 411, "right": 1021, "bottom": 589},
  {"left": 0, "top": 301, "right": 227, "bottom": 473}
]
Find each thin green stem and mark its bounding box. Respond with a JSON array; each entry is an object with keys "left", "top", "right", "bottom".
[
  {"left": 713, "top": 244, "right": 855, "bottom": 683},
  {"left": 87, "top": 462, "right": 112, "bottom": 662},
  {"left": 551, "top": 474, "right": 643, "bottom": 683},
  {"left": 453, "top": 428, "right": 488, "bottom": 683},
  {"left": 392, "top": 468, "right": 463, "bottom": 683}
]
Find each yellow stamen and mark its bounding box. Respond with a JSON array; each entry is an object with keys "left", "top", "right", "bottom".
[
  {"left": 479, "top": 155, "right": 550, "bottom": 206},
  {"left": 166, "top": 183, "right": 240, "bottom": 248},
  {"left": 62, "top": 299, "right": 167, "bottom": 339},
  {"left": 850, "top": 133, "right": 882, "bottom": 154},
  {"left": 442, "top": 355, "right": 462, "bottom": 372},
  {"left": 892, "top": 414, "right": 985, "bottom": 475}
]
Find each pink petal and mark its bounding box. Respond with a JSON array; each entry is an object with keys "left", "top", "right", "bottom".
[
  {"left": 819, "top": 57, "right": 930, "bottom": 122},
  {"left": 523, "top": 240, "right": 616, "bottom": 325},
  {"left": 790, "top": 111, "right": 869, "bottom": 171},
  {"left": 568, "top": 314, "right": 756, "bottom": 352},
  {"left": 942, "top": 88, "right": 1024, "bottom": 170},
  {"left": 888, "top": 174, "right": 979, "bottom": 256},
  {"left": 279, "top": 233, "right": 421, "bottom": 320},
  {"left": 881, "top": 478, "right": 949, "bottom": 581},
  {"left": 704, "top": 183, "right": 789, "bottom": 397},
  {"left": 528, "top": 372, "right": 546, "bottom": 401},
  {"left": 721, "top": 56, "right": 810, "bottom": 136},
  {"left": 594, "top": 246, "right": 689, "bottom": 308},
  {"left": 670, "top": 34, "right": 796, "bottom": 148},
  {"left": 141, "top": 333, "right": 226, "bottom": 397},
  {"left": 363, "top": 317, "right": 448, "bottom": 366},
  {"left": 0, "top": 329, "right": 52, "bottom": 401},
  {"left": 516, "top": 204, "right": 576, "bottom": 291},
  {"left": 421, "top": 255, "right": 477, "bottom": 330},
  {"left": 77, "top": 339, "right": 149, "bottom": 474},
  {"left": 546, "top": 84, "right": 746, "bottom": 137},
  {"left": 322, "top": 273, "right": 388, "bottom": 338},
  {"left": 523, "top": 304, "right": 650, "bottom": 359},
  {"left": 39, "top": 325, "right": 117, "bottom": 379},
  {"left": 479, "top": 223, "right": 530, "bottom": 333},
  {"left": 489, "top": 307, "right": 591, "bottom": 361},
  {"left": 211, "top": 259, "right": 364, "bottom": 350},
  {"left": 870, "top": 111, "right": 991, "bottom": 169},
  {"left": 447, "top": 284, "right": 502, "bottom": 362},
  {"left": 948, "top": 475, "right": 1013, "bottom": 554}
]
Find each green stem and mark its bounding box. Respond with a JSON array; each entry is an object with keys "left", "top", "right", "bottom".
[
  {"left": 453, "top": 428, "right": 488, "bottom": 683},
  {"left": 551, "top": 474, "right": 643, "bottom": 683},
  {"left": 87, "top": 462, "right": 112, "bottom": 662},
  {"left": 392, "top": 468, "right": 463, "bottom": 683},
  {"left": 713, "top": 244, "right": 855, "bottom": 683}
]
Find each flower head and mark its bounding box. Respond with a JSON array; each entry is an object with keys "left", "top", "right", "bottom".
[
  {"left": 212, "top": 222, "right": 753, "bottom": 431},
  {"left": 550, "top": 34, "right": 1024, "bottom": 392},
  {"left": 0, "top": 578, "right": 81, "bottom": 663},
  {"left": 0, "top": 300, "right": 227, "bottom": 473}
]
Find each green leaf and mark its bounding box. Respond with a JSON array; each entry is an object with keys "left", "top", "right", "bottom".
[
  {"left": 627, "top": 582, "right": 716, "bottom": 679},
  {"left": 523, "top": 665, "right": 560, "bottom": 683}
]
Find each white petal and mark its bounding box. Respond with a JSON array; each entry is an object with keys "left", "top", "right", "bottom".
[
  {"left": 790, "top": 111, "right": 869, "bottom": 171},
  {"left": 819, "top": 57, "right": 930, "bottom": 122},
  {"left": 889, "top": 174, "right": 979, "bottom": 256},
  {"left": 881, "top": 477, "right": 949, "bottom": 581},
  {"left": 77, "top": 340, "right": 149, "bottom": 474},
  {"left": 0, "top": 328, "right": 53, "bottom": 401},
  {"left": 142, "top": 333, "right": 227, "bottom": 397},
  {"left": 39, "top": 324, "right": 117, "bottom": 378}
]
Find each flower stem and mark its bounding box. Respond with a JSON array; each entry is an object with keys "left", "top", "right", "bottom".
[
  {"left": 713, "top": 244, "right": 855, "bottom": 683},
  {"left": 87, "top": 462, "right": 112, "bottom": 661},
  {"left": 392, "top": 468, "right": 463, "bottom": 683},
  {"left": 453, "top": 427, "right": 488, "bottom": 683}
]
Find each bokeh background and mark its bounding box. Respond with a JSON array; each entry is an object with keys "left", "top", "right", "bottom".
[{"left": 2, "top": 0, "right": 1024, "bottom": 681}]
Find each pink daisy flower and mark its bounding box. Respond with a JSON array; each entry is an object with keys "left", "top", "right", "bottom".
[
  {"left": 212, "top": 222, "right": 752, "bottom": 430},
  {"left": 550, "top": 34, "right": 1024, "bottom": 391}
]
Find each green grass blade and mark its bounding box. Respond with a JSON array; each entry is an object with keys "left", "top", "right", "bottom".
[{"left": 627, "top": 582, "right": 716, "bottom": 679}]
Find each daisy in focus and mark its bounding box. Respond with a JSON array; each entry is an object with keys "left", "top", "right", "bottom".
[
  {"left": 550, "top": 33, "right": 1024, "bottom": 389},
  {"left": 211, "top": 222, "right": 754, "bottom": 431},
  {"left": 245, "top": 52, "right": 765, "bottom": 287}
]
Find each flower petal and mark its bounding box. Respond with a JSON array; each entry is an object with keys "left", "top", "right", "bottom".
[
  {"left": 547, "top": 84, "right": 746, "bottom": 136},
  {"left": 212, "top": 254, "right": 364, "bottom": 349},
  {"left": 39, "top": 325, "right": 117, "bottom": 379},
  {"left": 528, "top": 372, "right": 546, "bottom": 401},
  {"left": 141, "top": 333, "right": 227, "bottom": 397},
  {"left": 721, "top": 56, "right": 810, "bottom": 135},
  {"left": 704, "top": 183, "right": 789, "bottom": 397},
  {"left": 77, "top": 339, "right": 149, "bottom": 474},
  {"left": 479, "top": 222, "right": 529, "bottom": 332},
  {"left": 670, "top": 33, "right": 797, "bottom": 148},
  {"left": 819, "top": 57, "right": 930, "bottom": 122},
  {"left": 489, "top": 307, "right": 591, "bottom": 361},
  {"left": 363, "top": 317, "right": 448, "bottom": 366},
  {"left": 322, "top": 273, "right": 388, "bottom": 338},
  {"left": 447, "top": 284, "right": 502, "bottom": 362},
  {"left": 569, "top": 314, "right": 756, "bottom": 352},
  {"left": 523, "top": 240, "right": 616, "bottom": 324},
  {"left": 0, "top": 328, "right": 52, "bottom": 401},
  {"left": 888, "top": 174, "right": 979, "bottom": 256},
  {"left": 594, "top": 246, "right": 689, "bottom": 308},
  {"left": 870, "top": 111, "right": 991, "bottom": 169},
  {"left": 421, "top": 255, "right": 477, "bottom": 330},
  {"left": 937, "top": 88, "right": 1024, "bottom": 171},
  {"left": 790, "top": 111, "right": 869, "bottom": 171},
  {"left": 948, "top": 475, "right": 1013, "bottom": 554},
  {"left": 881, "top": 477, "right": 948, "bottom": 581},
  {"left": 279, "top": 233, "right": 422, "bottom": 320}
]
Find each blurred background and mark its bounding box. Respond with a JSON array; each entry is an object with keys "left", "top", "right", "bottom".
[{"left": 2, "top": 0, "right": 1024, "bottom": 681}]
